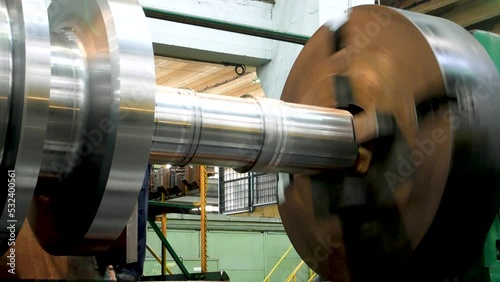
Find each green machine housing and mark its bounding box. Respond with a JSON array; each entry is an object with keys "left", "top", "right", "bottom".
[{"left": 474, "top": 30, "right": 500, "bottom": 282}]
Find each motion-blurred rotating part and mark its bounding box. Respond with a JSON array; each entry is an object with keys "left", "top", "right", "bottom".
[
  {"left": 278, "top": 5, "right": 500, "bottom": 282},
  {"left": 0, "top": 0, "right": 51, "bottom": 256}
]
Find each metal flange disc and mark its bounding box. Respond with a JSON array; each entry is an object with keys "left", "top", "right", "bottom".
[
  {"left": 0, "top": 0, "right": 51, "bottom": 255},
  {"left": 279, "top": 5, "right": 500, "bottom": 281},
  {"left": 0, "top": 1, "right": 13, "bottom": 163},
  {"left": 29, "top": 0, "right": 156, "bottom": 254}
]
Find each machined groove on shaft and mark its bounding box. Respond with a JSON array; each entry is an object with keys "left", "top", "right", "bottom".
[{"left": 151, "top": 86, "right": 359, "bottom": 174}]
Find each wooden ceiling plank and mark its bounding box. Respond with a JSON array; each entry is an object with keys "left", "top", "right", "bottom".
[
  {"left": 184, "top": 70, "right": 236, "bottom": 92},
  {"left": 181, "top": 66, "right": 230, "bottom": 89},
  {"left": 156, "top": 60, "right": 189, "bottom": 70},
  {"left": 204, "top": 73, "right": 258, "bottom": 95},
  {"left": 439, "top": 0, "right": 500, "bottom": 27},
  {"left": 169, "top": 65, "right": 218, "bottom": 83},
  {"left": 192, "top": 68, "right": 239, "bottom": 92},
  {"left": 156, "top": 62, "right": 195, "bottom": 84},
  {"left": 158, "top": 64, "right": 218, "bottom": 86},
  {"left": 409, "top": 0, "right": 460, "bottom": 13},
  {"left": 178, "top": 66, "right": 224, "bottom": 89},
  {"left": 154, "top": 56, "right": 266, "bottom": 100}
]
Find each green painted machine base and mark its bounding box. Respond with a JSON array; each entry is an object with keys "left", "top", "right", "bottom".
[{"left": 473, "top": 29, "right": 500, "bottom": 282}]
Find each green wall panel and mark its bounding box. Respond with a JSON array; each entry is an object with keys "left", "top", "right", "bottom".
[
  {"left": 144, "top": 259, "right": 219, "bottom": 276},
  {"left": 224, "top": 270, "right": 266, "bottom": 282},
  {"left": 208, "top": 231, "right": 264, "bottom": 272},
  {"left": 146, "top": 221, "right": 314, "bottom": 281},
  {"left": 264, "top": 233, "right": 309, "bottom": 281}
]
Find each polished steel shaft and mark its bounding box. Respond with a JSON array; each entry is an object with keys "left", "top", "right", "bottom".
[{"left": 151, "top": 87, "right": 358, "bottom": 173}]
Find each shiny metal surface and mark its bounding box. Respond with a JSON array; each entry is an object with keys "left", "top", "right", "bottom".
[
  {"left": 29, "top": 0, "right": 156, "bottom": 254},
  {"left": 398, "top": 9, "right": 500, "bottom": 100},
  {"left": 247, "top": 95, "right": 357, "bottom": 173},
  {"left": 278, "top": 5, "right": 500, "bottom": 282},
  {"left": 0, "top": 0, "right": 51, "bottom": 254},
  {"left": 0, "top": 0, "right": 12, "bottom": 163},
  {"left": 39, "top": 31, "right": 88, "bottom": 179},
  {"left": 83, "top": 0, "right": 156, "bottom": 243},
  {"left": 151, "top": 87, "right": 358, "bottom": 174},
  {"left": 0, "top": 2, "right": 495, "bottom": 272},
  {"left": 151, "top": 87, "right": 263, "bottom": 169},
  {"left": 29, "top": 28, "right": 89, "bottom": 252},
  {"left": 399, "top": 8, "right": 500, "bottom": 169}
]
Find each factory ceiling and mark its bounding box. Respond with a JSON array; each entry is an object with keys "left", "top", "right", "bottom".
[{"left": 155, "top": 56, "right": 266, "bottom": 98}]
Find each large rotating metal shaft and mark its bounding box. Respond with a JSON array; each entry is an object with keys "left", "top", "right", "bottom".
[
  {"left": 151, "top": 87, "right": 357, "bottom": 173},
  {"left": 0, "top": 1, "right": 500, "bottom": 282}
]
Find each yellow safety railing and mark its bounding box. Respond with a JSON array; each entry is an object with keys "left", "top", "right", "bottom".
[
  {"left": 284, "top": 261, "right": 304, "bottom": 282},
  {"left": 263, "top": 245, "right": 316, "bottom": 282},
  {"left": 146, "top": 243, "right": 174, "bottom": 275},
  {"left": 263, "top": 245, "right": 294, "bottom": 282},
  {"left": 307, "top": 273, "right": 318, "bottom": 282},
  {"left": 307, "top": 271, "right": 317, "bottom": 282},
  {"left": 200, "top": 166, "right": 208, "bottom": 273}
]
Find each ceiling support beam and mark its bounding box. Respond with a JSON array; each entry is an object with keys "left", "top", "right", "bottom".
[
  {"left": 140, "top": 0, "right": 274, "bottom": 66},
  {"left": 438, "top": 0, "right": 500, "bottom": 27},
  {"left": 407, "top": 0, "right": 460, "bottom": 14}
]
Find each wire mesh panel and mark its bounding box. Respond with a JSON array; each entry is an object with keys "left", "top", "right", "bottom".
[
  {"left": 253, "top": 173, "right": 278, "bottom": 206},
  {"left": 219, "top": 168, "right": 278, "bottom": 214},
  {"left": 219, "top": 168, "right": 251, "bottom": 214}
]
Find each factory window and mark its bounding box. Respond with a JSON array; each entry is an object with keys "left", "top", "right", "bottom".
[
  {"left": 253, "top": 173, "right": 278, "bottom": 206},
  {"left": 218, "top": 168, "right": 278, "bottom": 214}
]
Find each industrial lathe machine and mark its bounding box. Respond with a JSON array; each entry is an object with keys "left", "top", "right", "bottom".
[{"left": 0, "top": 0, "right": 499, "bottom": 281}]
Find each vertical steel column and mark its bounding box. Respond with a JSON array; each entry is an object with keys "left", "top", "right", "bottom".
[
  {"left": 218, "top": 167, "right": 225, "bottom": 214},
  {"left": 249, "top": 172, "right": 255, "bottom": 213},
  {"left": 200, "top": 166, "right": 208, "bottom": 272}
]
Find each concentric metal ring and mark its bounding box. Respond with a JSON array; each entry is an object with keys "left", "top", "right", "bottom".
[
  {"left": 29, "top": 0, "right": 156, "bottom": 254},
  {"left": 0, "top": 0, "right": 13, "bottom": 163},
  {"left": 83, "top": 0, "right": 156, "bottom": 243},
  {"left": 0, "top": 0, "right": 51, "bottom": 255}
]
